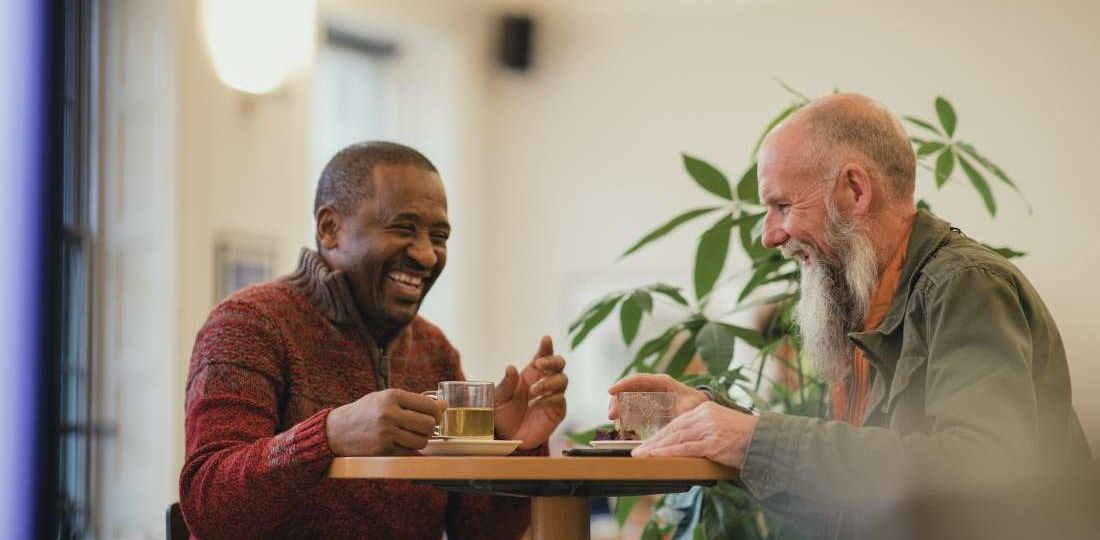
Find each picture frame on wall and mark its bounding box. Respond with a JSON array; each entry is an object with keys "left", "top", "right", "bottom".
[{"left": 215, "top": 233, "right": 276, "bottom": 302}]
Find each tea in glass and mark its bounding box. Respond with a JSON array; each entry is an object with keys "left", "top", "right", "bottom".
[{"left": 423, "top": 381, "right": 495, "bottom": 439}]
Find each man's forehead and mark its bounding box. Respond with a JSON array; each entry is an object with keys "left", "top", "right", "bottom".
[
  {"left": 366, "top": 168, "right": 449, "bottom": 222},
  {"left": 758, "top": 124, "right": 817, "bottom": 196}
]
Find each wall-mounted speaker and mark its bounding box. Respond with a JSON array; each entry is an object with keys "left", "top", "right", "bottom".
[{"left": 499, "top": 15, "right": 534, "bottom": 72}]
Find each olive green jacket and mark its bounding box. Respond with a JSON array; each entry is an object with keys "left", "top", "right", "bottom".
[{"left": 738, "top": 210, "right": 1091, "bottom": 539}]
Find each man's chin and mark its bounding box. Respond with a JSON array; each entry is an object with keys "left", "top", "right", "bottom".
[{"left": 384, "top": 304, "right": 420, "bottom": 327}]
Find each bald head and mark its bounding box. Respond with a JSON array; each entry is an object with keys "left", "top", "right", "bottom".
[{"left": 764, "top": 93, "right": 916, "bottom": 202}]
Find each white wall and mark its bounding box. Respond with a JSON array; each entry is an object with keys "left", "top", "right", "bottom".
[{"left": 475, "top": 0, "right": 1100, "bottom": 446}]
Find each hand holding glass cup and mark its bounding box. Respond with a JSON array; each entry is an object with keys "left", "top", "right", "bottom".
[
  {"left": 615, "top": 391, "right": 676, "bottom": 440},
  {"left": 422, "top": 381, "right": 495, "bottom": 439}
]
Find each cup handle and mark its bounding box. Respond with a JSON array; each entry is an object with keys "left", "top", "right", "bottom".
[{"left": 421, "top": 390, "right": 442, "bottom": 437}]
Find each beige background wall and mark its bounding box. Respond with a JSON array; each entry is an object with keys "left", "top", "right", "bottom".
[{"left": 101, "top": 0, "right": 1099, "bottom": 536}]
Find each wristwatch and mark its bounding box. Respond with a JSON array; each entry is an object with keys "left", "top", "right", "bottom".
[{"left": 695, "top": 384, "right": 759, "bottom": 416}]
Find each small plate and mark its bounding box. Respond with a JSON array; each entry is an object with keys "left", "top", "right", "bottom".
[
  {"left": 420, "top": 439, "right": 522, "bottom": 456},
  {"left": 589, "top": 440, "right": 643, "bottom": 450}
]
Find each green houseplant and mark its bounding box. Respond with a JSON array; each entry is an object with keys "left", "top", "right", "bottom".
[{"left": 568, "top": 87, "right": 1026, "bottom": 539}]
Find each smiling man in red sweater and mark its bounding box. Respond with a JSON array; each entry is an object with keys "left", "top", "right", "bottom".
[{"left": 180, "top": 141, "right": 568, "bottom": 539}]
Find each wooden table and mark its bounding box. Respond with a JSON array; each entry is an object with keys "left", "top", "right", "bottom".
[{"left": 330, "top": 456, "right": 739, "bottom": 540}]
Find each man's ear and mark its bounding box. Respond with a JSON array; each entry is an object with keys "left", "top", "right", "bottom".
[
  {"left": 837, "top": 162, "right": 874, "bottom": 217},
  {"left": 315, "top": 205, "right": 341, "bottom": 251}
]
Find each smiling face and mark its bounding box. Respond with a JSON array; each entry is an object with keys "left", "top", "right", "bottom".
[
  {"left": 758, "top": 121, "right": 836, "bottom": 264},
  {"left": 318, "top": 164, "right": 450, "bottom": 342}
]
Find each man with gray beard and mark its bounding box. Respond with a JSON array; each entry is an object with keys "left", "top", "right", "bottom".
[{"left": 609, "top": 93, "right": 1094, "bottom": 539}]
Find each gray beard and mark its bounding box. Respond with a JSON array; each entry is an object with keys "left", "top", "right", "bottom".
[{"left": 786, "top": 205, "right": 880, "bottom": 383}]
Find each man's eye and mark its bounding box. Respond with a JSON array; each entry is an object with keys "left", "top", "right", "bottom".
[
  {"left": 777, "top": 204, "right": 791, "bottom": 216},
  {"left": 392, "top": 224, "right": 416, "bottom": 235}
]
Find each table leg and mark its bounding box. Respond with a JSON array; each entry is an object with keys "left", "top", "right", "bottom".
[{"left": 530, "top": 497, "right": 590, "bottom": 540}]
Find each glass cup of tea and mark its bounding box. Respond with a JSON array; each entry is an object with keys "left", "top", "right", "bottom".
[
  {"left": 616, "top": 391, "right": 676, "bottom": 440},
  {"left": 422, "top": 381, "right": 495, "bottom": 440}
]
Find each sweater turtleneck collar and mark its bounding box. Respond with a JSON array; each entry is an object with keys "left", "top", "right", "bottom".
[
  {"left": 288, "top": 248, "right": 396, "bottom": 388},
  {"left": 287, "top": 248, "right": 363, "bottom": 328}
]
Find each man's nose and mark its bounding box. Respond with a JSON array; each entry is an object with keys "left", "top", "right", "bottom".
[
  {"left": 407, "top": 234, "right": 438, "bottom": 268},
  {"left": 761, "top": 219, "right": 789, "bottom": 249}
]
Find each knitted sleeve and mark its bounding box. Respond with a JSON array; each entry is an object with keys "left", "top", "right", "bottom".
[{"left": 179, "top": 299, "right": 334, "bottom": 540}]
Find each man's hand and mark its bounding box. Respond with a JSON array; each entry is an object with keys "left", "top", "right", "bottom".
[
  {"left": 325, "top": 389, "right": 446, "bottom": 456},
  {"left": 608, "top": 373, "right": 710, "bottom": 420},
  {"left": 494, "top": 336, "right": 568, "bottom": 450},
  {"left": 631, "top": 401, "right": 758, "bottom": 468}
]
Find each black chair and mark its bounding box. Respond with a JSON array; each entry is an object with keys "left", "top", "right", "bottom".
[{"left": 166, "top": 502, "right": 188, "bottom": 540}]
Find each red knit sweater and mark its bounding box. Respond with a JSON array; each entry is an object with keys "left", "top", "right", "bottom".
[{"left": 180, "top": 250, "right": 532, "bottom": 539}]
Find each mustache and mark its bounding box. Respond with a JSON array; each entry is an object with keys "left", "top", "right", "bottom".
[{"left": 780, "top": 238, "right": 827, "bottom": 264}]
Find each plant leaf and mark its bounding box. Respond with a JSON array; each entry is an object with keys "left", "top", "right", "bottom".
[
  {"left": 935, "top": 96, "right": 957, "bottom": 137},
  {"left": 736, "top": 163, "right": 759, "bottom": 204},
  {"left": 619, "top": 295, "right": 643, "bottom": 346},
  {"left": 664, "top": 334, "right": 699, "bottom": 379},
  {"left": 640, "top": 521, "right": 663, "bottom": 540},
  {"left": 916, "top": 199, "right": 931, "bottom": 212},
  {"left": 984, "top": 243, "right": 1027, "bottom": 259},
  {"left": 614, "top": 496, "right": 640, "bottom": 527},
  {"left": 620, "top": 207, "right": 722, "bottom": 258},
  {"left": 934, "top": 147, "right": 955, "bottom": 188},
  {"left": 956, "top": 141, "right": 1019, "bottom": 190},
  {"left": 763, "top": 270, "right": 799, "bottom": 287},
  {"left": 722, "top": 323, "right": 766, "bottom": 349},
  {"left": 776, "top": 79, "right": 811, "bottom": 102},
  {"left": 751, "top": 103, "right": 803, "bottom": 159},
  {"left": 683, "top": 154, "right": 732, "bottom": 200},
  {"left": 570, "top": 295, "right": 622, "bottom": 349},
  {"left": 569, "top": 294, "right": 619, "bottom": 333},
  {"left": 916, "top": 141, "right": 945, "bottom": 157},
  {"left": 957, "top": 155, "right": 997, "bottom": 216},
  {"left": 621, "top": 326, "right": 679, "bottom": 378},
  {"left": 729, "top": 291, "right": 798, "bottom": 314},
  {"left": 697, "top": 322, "right": 736, "bottom": 375},
  {"left": 904, "top": 115, "right": 943, "bottom": 135},
  {"left": 630, "top": 289, "right": 654, "bottom": 313},
  {"left": 694, "top": 214, "right": 734, "bottom": 301},
  {"left": 957, "top": 140, "right": 1031, "bottom": 214},
  {"left": 737, "top": 212, "right": 767, "bottom": 260},
  {"left": 737, "top": 254, "right": 784, "bottom": 303},
  {"left": 701, "top": 484, "right": 755, "bottom": 539},
  {"left": 649, "top": 283, "right": 689, "bottom": 306}
]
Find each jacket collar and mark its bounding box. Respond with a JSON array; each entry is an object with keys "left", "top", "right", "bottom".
[{"left": 848, "top": 209, "right": 953, "bottom": 363}]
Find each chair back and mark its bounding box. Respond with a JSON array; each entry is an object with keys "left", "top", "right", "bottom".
[{"left": 166, "top": 502, "right": 188, "bottom": 540}]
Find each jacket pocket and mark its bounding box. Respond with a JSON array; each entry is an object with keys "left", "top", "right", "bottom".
[{"left": 884, "top": 355, "right": 927, "bottom": 412}]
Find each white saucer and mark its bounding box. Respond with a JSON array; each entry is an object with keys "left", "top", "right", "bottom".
[
  {"left": 589, "top": 440, "right": 643, "bottom": 450},
  {"left": 420, "top": 438, "right": 522, "bottom": 456}
]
